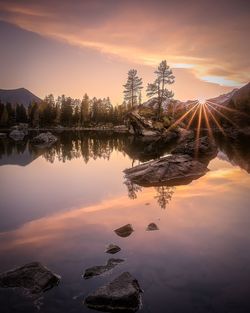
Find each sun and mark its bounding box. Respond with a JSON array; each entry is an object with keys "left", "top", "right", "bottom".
[{"left": 198, "top": 98, "right": 206, "bottom": 105}]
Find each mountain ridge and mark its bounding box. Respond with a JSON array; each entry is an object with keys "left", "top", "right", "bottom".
[{"left": 0, "top": 88, "right": 42, "bottom": 107}]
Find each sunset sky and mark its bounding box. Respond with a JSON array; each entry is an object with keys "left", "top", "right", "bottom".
[{"left": 0, "top": 0, "right": 249, "bottom": 103}]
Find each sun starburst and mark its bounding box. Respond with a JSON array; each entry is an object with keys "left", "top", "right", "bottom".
[{"left": 167, "top": 96, "right": 242, "bottom": 158}]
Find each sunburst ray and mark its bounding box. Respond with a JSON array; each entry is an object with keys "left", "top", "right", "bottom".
[
  {"left": 168, "top": 101, "right": 199, "bottom": 130},
  {"left": 204, "top": 104, "right": 226, "bottom": 135}
]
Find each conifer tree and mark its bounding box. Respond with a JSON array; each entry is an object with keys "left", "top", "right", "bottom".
[
  {"left": 147, "top": 60, "right": 175, "bottom": 119},
  {"left": 123, "top": 69, "right": 143, "bottom": 107}
]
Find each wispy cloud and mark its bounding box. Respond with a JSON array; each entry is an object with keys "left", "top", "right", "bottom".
[{"left": 0, "top": 0, "right": 249, "bottom": 88}]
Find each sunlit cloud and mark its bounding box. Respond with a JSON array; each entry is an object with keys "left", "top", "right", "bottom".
[{"left": 0, "top": 0, "right": 249, "bottom": 88}]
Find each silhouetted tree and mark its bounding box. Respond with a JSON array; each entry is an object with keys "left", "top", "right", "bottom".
[
  {"left": 147, "top": 60, "right": 175, "bottom": 120},
  {"left": 123, "top": 69, "right": 143, "bottom": 107}
]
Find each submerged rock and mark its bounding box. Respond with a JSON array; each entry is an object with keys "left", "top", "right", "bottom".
[
  {"left": 85, "top": 272, "right": 142, "bottom": 312},
  {"left": 172, "top": 136, "right": 217, "bottom": 162},
  {"left": 105, "top": 244, "right": 121, "bottom": 254},
  {"left": 146, "top": 223, "right": 159, "bottom": 231},
  {"left": 9, "top": 129, "right": 25, "bottom": 141},
  {"left": 31, "top": 132, "right": 57, "bottom": 147},
  {"left": 114, "top": 224, "right": 134, "bottom": 238},
  {"left": 0, "top": 262, "right": 60, "bottom": 294},
  {"left": 84, "top": 258, "right": 124, "bottom": 279},
  {"left": 124, "top": 154, "right": 209, "bottom": 187}
]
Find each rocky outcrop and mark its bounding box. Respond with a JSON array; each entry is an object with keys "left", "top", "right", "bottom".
[
  {"left": 172, "top": 136, "right": 218, "bottom": 162},
  {"left": 85, "top": 272, "right": 142, "bottom": 312},
  {"left": 0, "top": 262, "right": 60, "bottom": 295},
  {"left": 84, "top": 258, "right": 124, "bottom": 279},
  {"left": 124, "top": 154, "right": 209, "bottom": 187},
  {"left": 105, "top": 244, "right": 121, "bottom": 254},
  {"left": 146, "top": 223, "right": 159, "bottom": 231},
  {"left": 31, "top": 132, "right": 58, "bottom": 147},
  {"left": 127, "top": 111, "right": 162, "bottom": 136},
  {"left": 114, "top": 224, "right": 134, "bottom": 238}
]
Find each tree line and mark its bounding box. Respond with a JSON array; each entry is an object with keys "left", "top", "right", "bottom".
[
  {"left": 0, "top": 60, "right": 175, "bottom": 128},
  {"left": 0, "top": 94, "right": 132, "bottom": 128}
]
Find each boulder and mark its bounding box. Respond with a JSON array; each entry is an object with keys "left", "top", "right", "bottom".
[
  {"left": 84, "top": 258, "right": 124, "bottom": 279},
  {"left": 114, "top": 224, "right": 134, "bottom": 238},
  {"left": 0, "top": 262, "right": 60, "bottom": 295},
  {"left": 85, "top": 272, "right": 142, "bottom": 312},
  {"left": 105, "top": 244, "right": 121, "bottom": 254},
  {"left": 9, "top": 129, "right": 26, "bottom": 141},
  {"left": 146, "top": 223, "right": 159, "bottom": 231},
  {"left": 172, "top": 136, "right": 218, "bottom": 162},
  {"left": 31, "top": 132, "right": 57, "bottom": 147},
  {"left": 127, "top": 111, "right": 161, "bottom": 137},
  {"left": 124, "top": 154, "right": 209, "bottom": 187}
]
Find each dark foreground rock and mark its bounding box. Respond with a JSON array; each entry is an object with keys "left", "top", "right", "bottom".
[
  {"left": 85, "top": 272, "right": 142, "bottom": 312},
  {"left": 0, "top": 262, "right": 60, "bottom": 295},
  {"left": 31, "top": 132, "right": 58, "bottom": 147},
  {"left": 146, "top": 223, "right": 159, "bottom": 231},
  {"left": 124, "top": 154, "right": 209, "bottom": 187},
  {"left": 105, "top": 244, "right": 121, "bottom": 254},
  {"left": 172, "top": 136, "right": 218, "bottom": 162},
  {"left": 84, "top": 259, "right": 124, "bottom": 279},
  {"left": 114, "top": 224, "right": 134, "bottom": 238}
]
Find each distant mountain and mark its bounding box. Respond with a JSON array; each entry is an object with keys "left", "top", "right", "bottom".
[
  {"left": 207, "top": 88, "right": 238, "bottom": 105},
  {"left": 0, "top": 88, "right": 41, "bottom": 107},
  {"left": 222, "top": 82, "right": 250, "bottom": 105}
]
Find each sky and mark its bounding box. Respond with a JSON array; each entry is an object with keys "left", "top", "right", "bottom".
[{"left": 0, "top": 0, "right": 249, "bottom": 103}]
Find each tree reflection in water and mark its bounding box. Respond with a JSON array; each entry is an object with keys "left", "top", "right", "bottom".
[{"left": 154, "top": 186, "right": 175, "bottom": 209}]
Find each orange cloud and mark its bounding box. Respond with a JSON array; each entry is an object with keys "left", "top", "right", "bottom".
[{"left": 0, "top": 0, "right": 249, "bottom": 88}]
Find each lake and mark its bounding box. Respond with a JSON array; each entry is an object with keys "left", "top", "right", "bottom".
[{"left": 0, "top": 131, "right": 250, "bottom": 313}]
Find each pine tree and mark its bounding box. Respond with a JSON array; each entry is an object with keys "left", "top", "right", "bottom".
[
  {"left": 147, "top": 60, "right": 175, "bottom": 120},
  {"left": 80, "top": 94, "right": 90, "bottom": 125},
  {"left": 123, "top": 69, "right": 143, "bottom": 107}
]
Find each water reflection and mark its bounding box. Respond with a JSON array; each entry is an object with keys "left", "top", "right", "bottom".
[
  {"left": 0, "top": 131, "right": 250, "bottom": 312},
  {"left": 0, "top": 131, "right": 179, "bottom": 166},
  {"left": 215, "top": 133, "right": 250, "bottom": 173}
]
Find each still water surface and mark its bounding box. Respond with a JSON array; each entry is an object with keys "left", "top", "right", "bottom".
[{"left": 0, "top": 132, "right": 250, "bottom": 313}]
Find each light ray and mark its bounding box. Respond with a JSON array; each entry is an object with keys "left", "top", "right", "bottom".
[
  {"left": 206, "top": 102, "right": 238, "bottom": 127},
  {"left": 202, "top": 103, "right": 214, "bottom": 140},
  {"left": 195, "top": 104, "right": 203, "bottom": 157},
  {"left": 204, "top": 104, "right": 226, "bottom": 135},
  {"left": 206, "top": 100, "right": 247, "bottom": 117},
  {"left": 186, "top": 104, "right": 200, "bottom": 130},
  {"left": 168, "top": 101, "right": 199, "bottom": 130}
]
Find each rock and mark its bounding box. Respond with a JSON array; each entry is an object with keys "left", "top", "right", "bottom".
[
  {"left": 0, "top": 133, "right": 7, "bottom": 138},
  {"left": 114, "top": 224, "right": 134, "bottom": 238},
  {"left": 124, "top": 154, "right": 209, "bottom": 187},
  {"left": 146, "top": 223, "right": 159, "bottom": 231},
  {"left": 127, "top": 111, "right": 161, "bottom": 137},
  {"left": 105, "top": 244, "right": 121, "bottom": 254},
  {"left": 31, "top": 132, "right": 57, "bottom": 147},
  {"left": 172, "top": 136, "right": 218, "bottom": 162},
  {"left": 84, "top": 258, "right": 124, "bottom": 279},
  {"left": 0, "top": 262, "right": 60, "bottom": 295},
  {"left": 85, "top": 272, "right": 142, "bottom": 312},
  {"left": 9, "top": 129, "right": 26, "bottom": 141}
]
